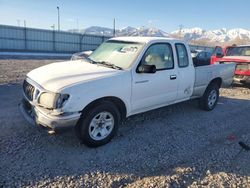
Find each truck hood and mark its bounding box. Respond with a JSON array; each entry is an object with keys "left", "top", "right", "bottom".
[
  {"left": 27, "top": 60, "right": 121, "bottom": 92},
  {"left": 220, "top": 56, "right": 250, "bottom": 63}
]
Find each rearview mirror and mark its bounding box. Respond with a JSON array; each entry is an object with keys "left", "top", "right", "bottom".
[
  {"left": 137, "top": 65, "right": 156, "bottom": 74},
  {"left": 216, "top": 52, "right": 224, "bottom": 58}
]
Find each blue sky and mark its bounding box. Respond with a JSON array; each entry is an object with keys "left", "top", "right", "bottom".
[{"left": 0, "top": 0, "right": 249, "bottom": 32}]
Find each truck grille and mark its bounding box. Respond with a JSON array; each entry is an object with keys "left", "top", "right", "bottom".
[
  {"left": 236, "top": 63, "right": 248, "bottom": 71},
  {"left": 23, "top": 80, "right": 35, "bottom": 101}
]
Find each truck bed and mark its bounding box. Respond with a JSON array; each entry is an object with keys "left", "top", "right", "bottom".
[{"left": 192, "top": 63, "right": 235, "bottom": 98}]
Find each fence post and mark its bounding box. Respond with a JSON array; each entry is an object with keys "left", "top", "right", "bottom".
[
  {"left": 24, "top": 27, "right": 27, "bottom": 50},
  {"left": 79, "top": 33, "right": 82, "bottom": 51},
  {"left": 80, "top": 34, "right": 84, "bottom": 51},
  {"left": 53, "top": 30, "right": 56, "bottom": 52}
]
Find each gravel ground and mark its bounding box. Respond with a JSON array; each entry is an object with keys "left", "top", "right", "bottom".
[
  {"left": 0, "top": 59, "right": 250, "bottom": 187},
  {"left": 0, "top": 59, "right": 63, "bottom": 84}
]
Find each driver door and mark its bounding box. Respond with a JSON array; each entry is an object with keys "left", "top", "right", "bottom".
[{"left": 131, "top": 43, "right": 178, "bottom": 113}]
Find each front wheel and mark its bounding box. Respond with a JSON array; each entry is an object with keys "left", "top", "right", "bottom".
[
  {"left": 75, "top": 101, "right": 121, "bottom": 147},
  {"left": 199, "top": 83, "right": 219, "bottom": 111}
]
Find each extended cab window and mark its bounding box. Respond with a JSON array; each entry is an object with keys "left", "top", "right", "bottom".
[
  {"left": 176, "top": 43, "right": 189, "bottom": 67},
  {"left": 141, "top": 43, "right": 174, "bottom": 70}
]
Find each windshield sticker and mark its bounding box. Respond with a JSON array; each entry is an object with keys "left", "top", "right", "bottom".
[{"left": 119, "top": 47, "right": 138, "bottom": 53}]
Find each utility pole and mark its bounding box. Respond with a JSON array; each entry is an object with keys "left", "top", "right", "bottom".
[
  {"left": 57, "top": 6, "right": 60, "bottom": 31},
  {"left": 24, "top": 20, "right": 27, "bottom": 50},
  {"left": 51, "top": 24, "right": 56, "bottom": 51},
  {"left": 179, "top": 24, "right": 184, "bottom": 35},
  {"left": 113, "top": 18, "right": 116, "bottom": 37},
  {"left": 17, "top": 19, "right": 20, "bottom": 27},
  {"left": 176, "top": 24, "right": 184, "bottom": 39},
  {"left": 77, "top": 19, "right": 79, "bottom": 33}
]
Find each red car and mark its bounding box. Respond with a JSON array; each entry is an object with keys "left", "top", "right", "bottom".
[{"left": 211, "top": 45, "right": 250, "bottom": 83}]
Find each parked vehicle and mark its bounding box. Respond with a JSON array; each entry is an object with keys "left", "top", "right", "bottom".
[
  {"left": 191, "top": 49, "right": 202, "bottom": 58},
  {"left": 211, "top": 45, "right": 250, "bottom": 83},
  {"left": 19, "top": 37, "right": 235, "bottom": 147},
  {"left": 193, "top": 51, "right": 212, "bottom": 66}
]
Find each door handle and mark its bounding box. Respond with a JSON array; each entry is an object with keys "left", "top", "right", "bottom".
[
  {"left": 135, "top": 80, "right": 149, "bottom": 84},
  {"left": 170, "top": 75, "right": 177, "bottom": 80}
]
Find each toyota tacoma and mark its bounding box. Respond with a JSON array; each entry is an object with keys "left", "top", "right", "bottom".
[{"left": 19, "top": 37, "right": 235, "bottom": 147}]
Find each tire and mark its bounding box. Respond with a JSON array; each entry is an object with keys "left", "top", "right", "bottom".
[
  {"left": 75, "top": 101, "right": 121, "bottom": 147},
  {"left": 199, "top": 83, "right": 219, "bottom": 111}
]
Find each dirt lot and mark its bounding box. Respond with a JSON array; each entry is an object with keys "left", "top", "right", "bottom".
[{"left": 0, "top": 59, "right": 250, "bottom": 187}]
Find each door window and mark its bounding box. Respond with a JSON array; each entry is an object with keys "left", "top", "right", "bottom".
[
  {"left": 176, "top": 44, "right": 189, "bottom": 67},
  {"left": 141, "top": 43, "right": 174, "bottom": 70}
]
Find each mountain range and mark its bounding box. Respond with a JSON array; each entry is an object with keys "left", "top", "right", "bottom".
[{"left": 68, "top": 26, "right": 250, "bottom": 45}]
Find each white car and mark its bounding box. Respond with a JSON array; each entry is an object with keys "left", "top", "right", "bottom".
[{"left": 19, "top": 37, "right": 235, "bottom": 147}]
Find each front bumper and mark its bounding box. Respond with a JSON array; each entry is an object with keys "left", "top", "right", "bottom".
[
  {"left": 19, "top": 99, "right": 81, "bottom": 130},
  {"left": 234, "top": 75, "right": 250, "bottom": 84}
]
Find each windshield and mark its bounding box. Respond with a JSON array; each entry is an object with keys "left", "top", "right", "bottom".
[
  {"left": 226, "top": 46, "right": 250, "bottom": 56},
  {"left": 88, "top": 40, "right": 144, "bottom": 69}
]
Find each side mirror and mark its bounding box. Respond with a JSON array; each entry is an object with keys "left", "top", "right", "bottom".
[
  {"left": 71, "top": 51, "right": 93, "bottom": 61},
  {"left": 216, "top": 52, "right": 224, "bottom": 58},
  {"left": 137, "top": 65, "right": 156, "bottom": 74}
]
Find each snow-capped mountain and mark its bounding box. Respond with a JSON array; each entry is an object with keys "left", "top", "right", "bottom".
[
  {"left": 172, "top": 27, "right": 205, "bottom": 36},
  {"left": 80, "top": 26, "right": 168, "bottom": 37},
  {"left": 118, "top": 26, "right": 137, "bottom": 35},
  {"left": 127, "top": 27, "right": 169, "bottom": 37},
  {"left": 171, "top": 27, "right": 250, "bottom": 43},
  {"left": 83, "top": 26, "right": 114, "bottom": 35},
  {"left": 69, "top": 26, "right": 250, "bottom": 44}
]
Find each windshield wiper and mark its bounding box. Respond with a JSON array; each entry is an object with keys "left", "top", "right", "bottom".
[
  {"left": 84, "top": 56, "right": 96, "bottom": 64},
  {"left": 95, "top": 61, "right": 123, "bottom": 70}
]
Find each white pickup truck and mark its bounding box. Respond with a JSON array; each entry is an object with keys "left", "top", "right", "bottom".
[{"left": 19, "top": 37, "right": 235, "bottom": 147}]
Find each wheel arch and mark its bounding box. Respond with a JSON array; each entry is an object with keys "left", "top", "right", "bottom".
[
  {"left": 80, "top": 96, "right": 127, "bottom": 121},
  {"left": 209, "top": 77, "right": 222, "bottom": 88}
]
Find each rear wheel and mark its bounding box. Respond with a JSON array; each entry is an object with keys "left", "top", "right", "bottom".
[
  {"left": 75, "top": 101, "right": 120, "bottom": 147},
  {"left": 199, "top": 83, "right": 219, "bottom": 111}
]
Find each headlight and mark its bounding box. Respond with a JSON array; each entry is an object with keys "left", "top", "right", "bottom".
[{"left": 38, "top": 92, "right": 69, "bottom": 109}]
